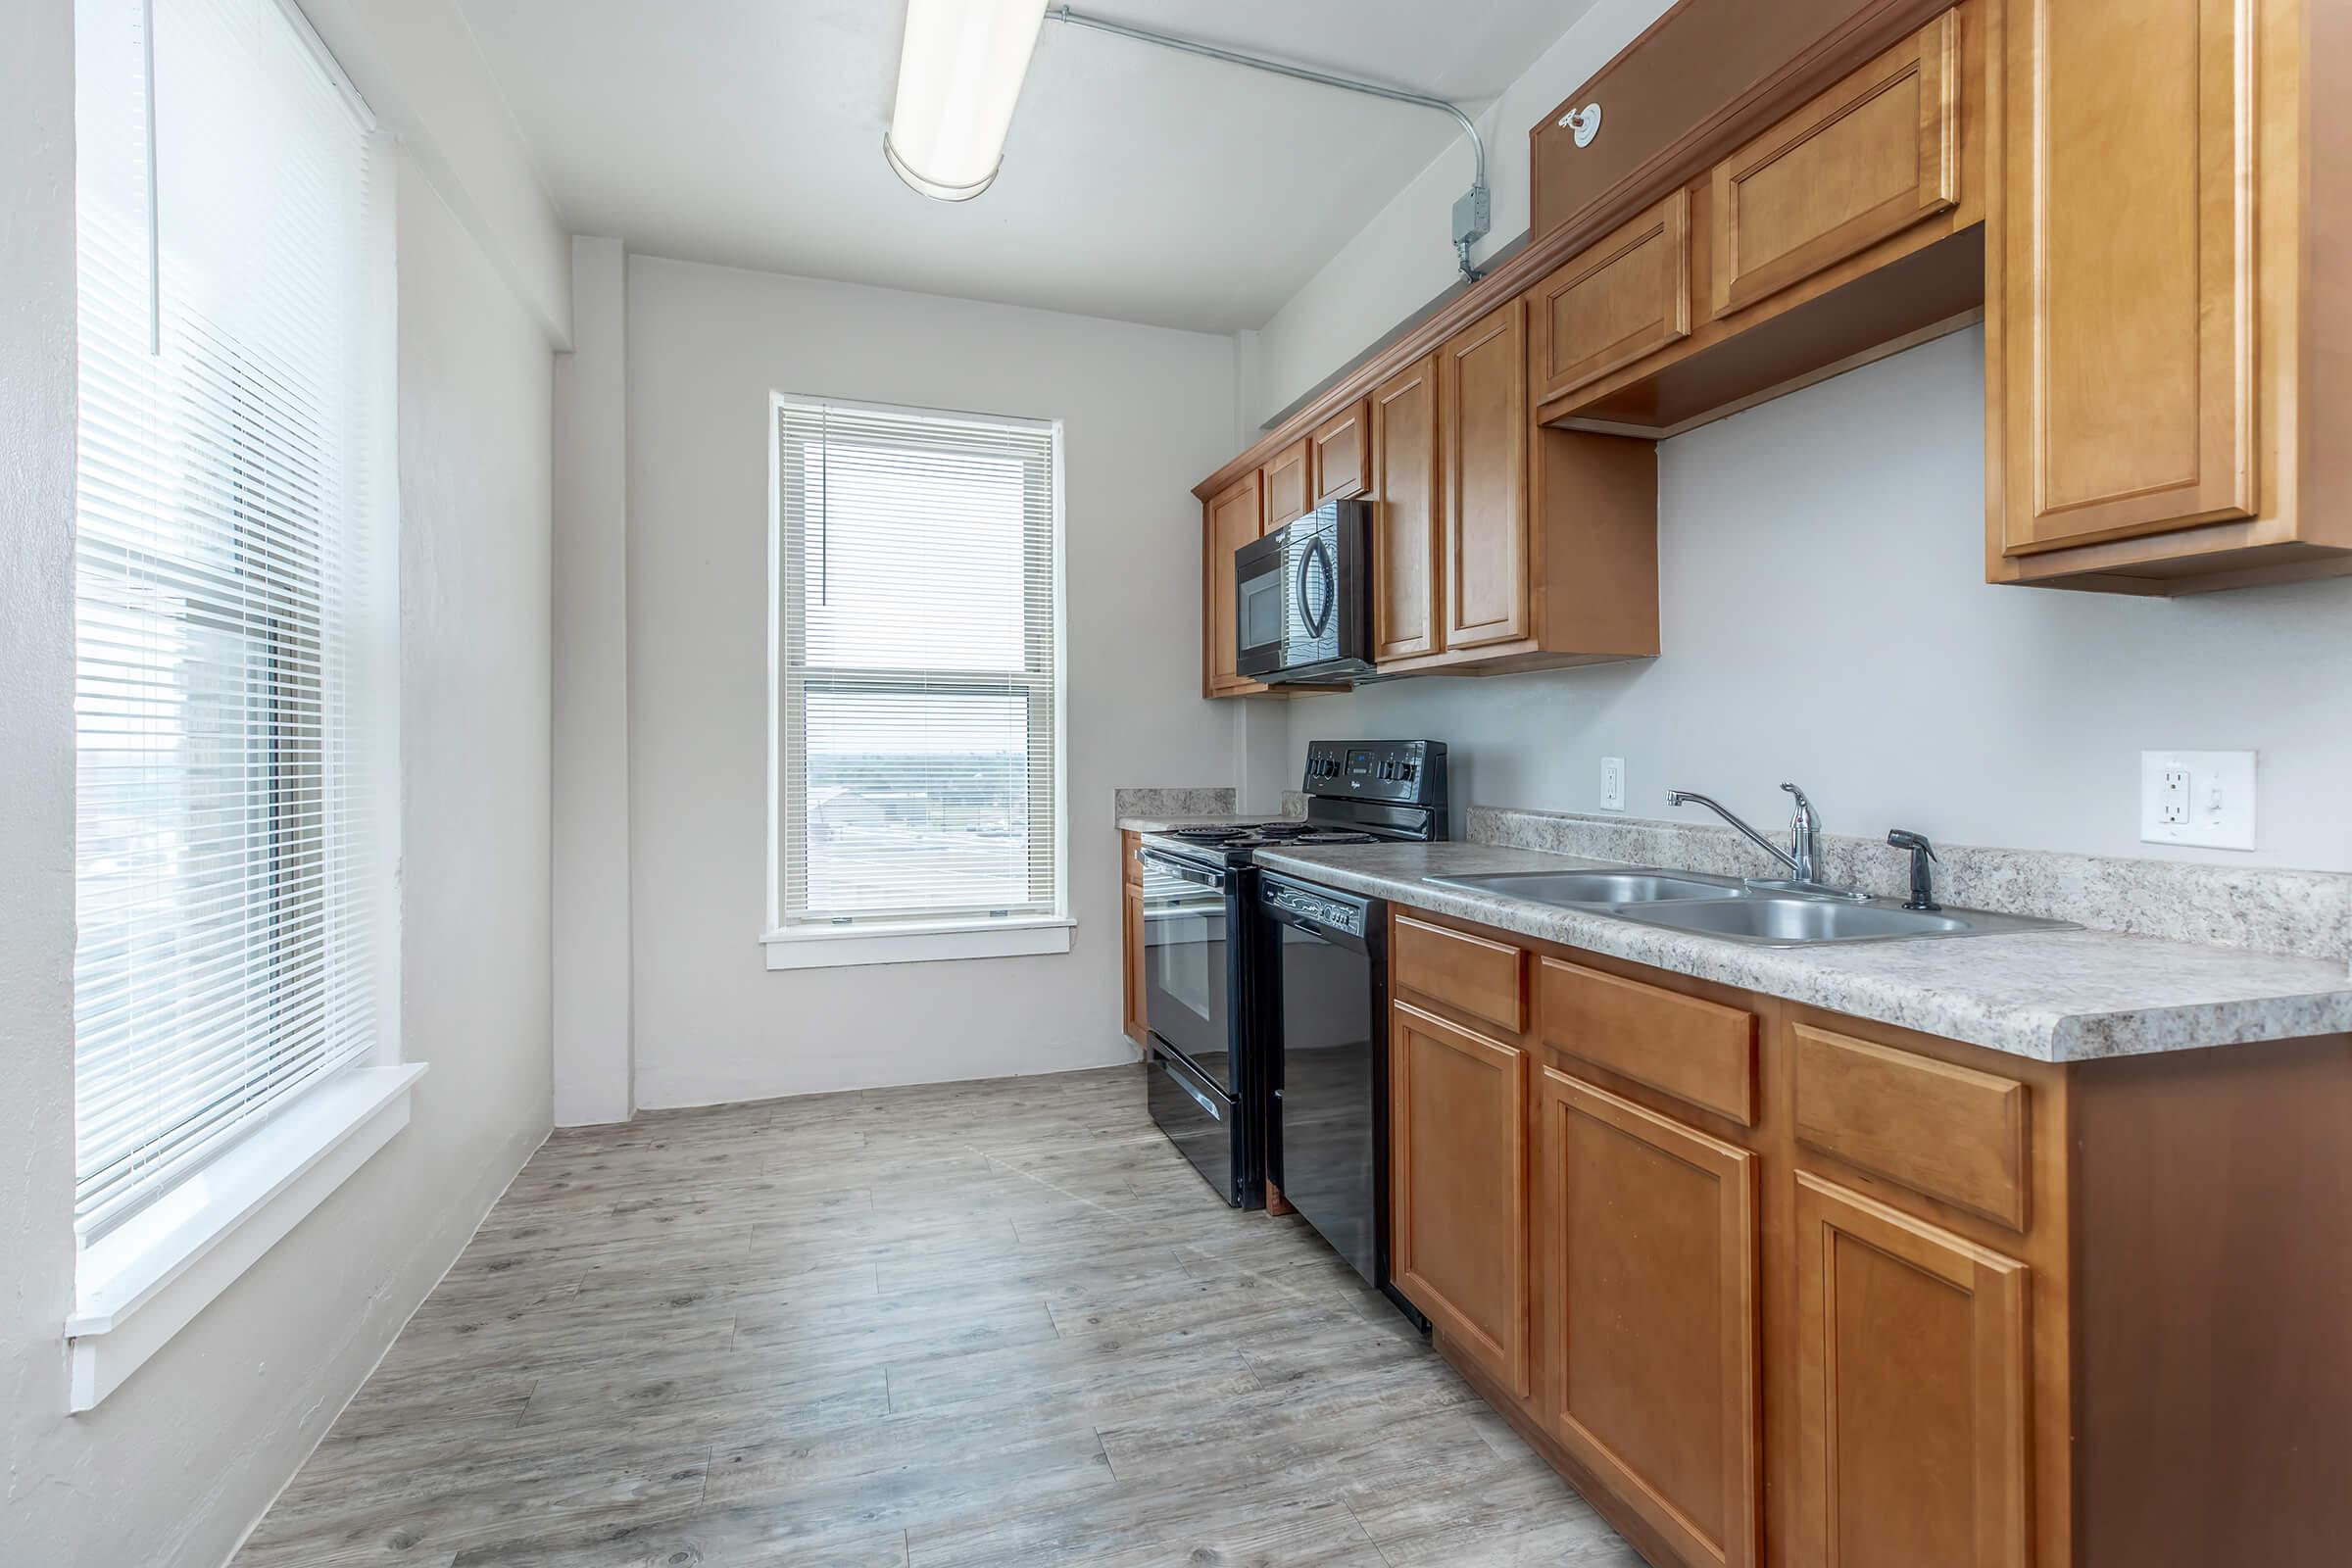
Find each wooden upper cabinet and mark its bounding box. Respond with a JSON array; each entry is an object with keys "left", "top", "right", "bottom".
[
  {"left": 1201, "top": 470, "right": 1262, "bottom": 697},
  {"left": 1392, "top": 1002, "right": 1530, "bottom": 1397},
  {"left": 1370, "top": 354, "right": 1443, "bottom": 662},
  {"left": 1529, "top": 189, "right": 1692, "bottom": 407},
  {"left": 1263, "top": 438, "right": 1312, "bottom": 531},
  {"left": 1310, "top": 399, "right": 1371, "bottom": 505},
  {"left": 1530, "top": 0, "right": 1892, "bottom": 244},
  {"left": 1994, "top": 0, "right": 2254, "bottom": 559},
  {"left": 1792, "top": 1173, "right": 2030, "bottom": 1568},
  {"left": 1710, "top": 10, "right": 1959, "bottom": 319},
  {"left": 1440, "top": 298, "right": 1532, "bottom": 651},
  {"left": 1539, "top": 1068, "right": 1759, "bottom": 1568}
]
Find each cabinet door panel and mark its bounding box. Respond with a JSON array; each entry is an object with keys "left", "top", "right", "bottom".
[
  {"left": 1710, "top": 10, "right": 1959, "bottom": 318},
  {"left": 1202, "top": 472, "right": 1263, "bottom": 696},
  {"left": 1121, "top": 881, "right": 1147, "bottom": 1045},
  {"left": 1541, "top": 1069, "right": 1759, "bottom": 1568},
  {"left": 1530, "top": 189, "right": 1692, "bottom": 405},
  {"left": 1794, "top": 1173, "right": 2030, "bottom": 1568},
  {"left": 1264, "top": 438, "right": 1312, "bottom": 530},
  {"left": 1441, "top": 298, "right": 1531, "bottom": 650},
  {"left": 1998, "top": 0, "right": 2255, "bottom": 555},
  {"left": 1310, "top": 399, "right": 1370, "bottom": 505},
  {"left": 1393, "top": 1002, "right": 1529, "bottom": 1396},
  {"left": 1370, "top": 356, "right": 1443, "bottom": 662}
]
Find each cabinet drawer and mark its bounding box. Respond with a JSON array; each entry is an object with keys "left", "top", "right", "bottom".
[
  {"left": 1394, "top": 913, "right": 1526, "bottom": 1034},
  {"left": 1709, "top": 10, "right": 1959, "bottom": 319},
  {"left": 1537, "top": 956, "right": 1757, "bottom": 1126},
  {"left": 1529, "top": 189, "right": 1692, "bottom": 406},
  {"left": 1792, "top": 1023, "right": 2028, "bottom": 1230}
]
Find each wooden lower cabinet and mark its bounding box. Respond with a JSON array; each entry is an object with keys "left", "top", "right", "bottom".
[
  {"left": 1539, "top": 1067, "right": 1759, "bottom": 1568},
  {"left": 1119, "top": 831, "right": 1145, "bottom": 1045},
  {"left": 1790, "top": 1172, "right": 2029, "bottom": 1568},
  {"left": 1386, "top": 903, "right": 2352, "bottom": 1568},
  {"left": 1390, "top": 1001, "right": 1530, "bottom": 1397}
]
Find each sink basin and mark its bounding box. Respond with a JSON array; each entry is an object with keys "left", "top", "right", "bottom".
[
  {"left": 1429, "top": 870, "right": 1742, "bottom": 905},
  {"left": 1635, "top": 897, "right": 1980, "bottom": 946},
  {"left": 1422, "top": 865, "right": 2080, "bottom": 947}
]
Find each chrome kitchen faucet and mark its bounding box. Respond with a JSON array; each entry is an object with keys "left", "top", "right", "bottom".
[{"left": 1665, "top": 782, "right": 1865, "bottom": 902}]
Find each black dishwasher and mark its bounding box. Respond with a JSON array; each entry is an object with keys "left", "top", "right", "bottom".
[{"left": 1259, "top": 870, "right": 1425, "bottom": 1327}]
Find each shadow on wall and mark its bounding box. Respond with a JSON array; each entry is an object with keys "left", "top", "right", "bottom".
[{"left": 1286, "top": 329, "right": 2352, "bottom": 872}]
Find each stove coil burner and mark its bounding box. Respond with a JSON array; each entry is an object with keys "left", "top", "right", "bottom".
[{"left": 1162, "top": 825, "right": 1248, "bottom": 842}]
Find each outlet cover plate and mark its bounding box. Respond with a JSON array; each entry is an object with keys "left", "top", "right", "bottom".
[
  {"left": 2140, "top": 751, "right": 2256, "bottom": 851},
  {"left": 1600, "top": 757, "right": 1626, "bottom": 812}
]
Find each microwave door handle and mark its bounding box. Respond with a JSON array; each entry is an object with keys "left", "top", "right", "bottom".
[{"left": 1298, "top": 536, "right": 1335, "bottom": 639}]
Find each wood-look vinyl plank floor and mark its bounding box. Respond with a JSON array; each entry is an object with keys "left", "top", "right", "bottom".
[{"left": 235, "top": 1064, "right": 1629, "bottom": 1567}]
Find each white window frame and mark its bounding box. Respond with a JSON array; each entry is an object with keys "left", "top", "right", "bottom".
[
  {"left": 761, "top": 391, "right": 1071, "bottom": 971},
  {"left": 64, "top": 0, "right": 413, "bottom": 1410}
]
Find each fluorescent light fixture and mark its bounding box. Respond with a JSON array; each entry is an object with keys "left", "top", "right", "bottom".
[{"left": 885, "top": 0, "right": 1050, "bottom": 201}]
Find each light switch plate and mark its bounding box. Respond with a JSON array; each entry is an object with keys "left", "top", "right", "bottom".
[
  {"left": 1600, "top": 757, "right": 1626, "bottom": 812},
  {"left": 2140, "top": 751, "right": 2256, "bottom": 850}
]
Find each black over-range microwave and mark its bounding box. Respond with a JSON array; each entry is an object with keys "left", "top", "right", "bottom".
[{"left": 1234, "top": 498, "right": 1375, "bottom": 684}]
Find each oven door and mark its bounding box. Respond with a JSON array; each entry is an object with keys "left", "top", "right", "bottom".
[
  {"left": 1138, "top": 850, "right": 1236, "bottom": 1093},
  {"left": 1234, "top": 531, "right": 1286, "bottom": 680}
]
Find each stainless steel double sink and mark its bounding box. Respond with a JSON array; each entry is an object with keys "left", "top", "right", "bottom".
[{"left": 1423, "top": 868, "right": 2076, "bottom": 948}]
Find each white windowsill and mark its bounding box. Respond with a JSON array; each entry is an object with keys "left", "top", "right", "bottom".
[
  {"left": 66, "top": 1062, "right": 427, "bottom": 1412},
  {"left": 762, "top": 915, "right": 1075, "bottom": 971}
]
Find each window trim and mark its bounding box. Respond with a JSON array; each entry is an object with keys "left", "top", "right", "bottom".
[
  {"left": 760, "top": 915, "right": 1076, "bottom": 971},
  {"left": 64, "top": 0, "right": 403, "bottom": 1407},
  {"left": 763, "top": 392, "right": 1069, "bottom": 963},
  {"left": 66, "top": 1062, "right": 425, "bottom": 1412}
]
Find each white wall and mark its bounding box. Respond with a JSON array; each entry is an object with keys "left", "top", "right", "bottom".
[
  {"left": 1247, "top": 0, "right": 1664, "bottom": 429},
  {"left": 623, "top": 257, "right": 1238, "bottom": 1106},
  {"left": 551, "top": 236, "right": 634, "bottom": 1126},
  {"left": 297, "top": 0, "right": 573, "bottom": 345},
  {"left": 0, "top": 29, "right": 558, "bottom": 1554},
  {"left": 1288, "top": 329, "right": 2352, "bottom": 872},
  {"left": 0, "top": 0, "right": 86, "bottom": 1557}
]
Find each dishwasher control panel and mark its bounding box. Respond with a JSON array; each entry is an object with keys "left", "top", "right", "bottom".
[{"left": 1263, "top": 881, "right": 1364, "bottom": 938}]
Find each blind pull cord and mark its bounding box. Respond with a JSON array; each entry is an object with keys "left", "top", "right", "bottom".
[{"left": 142, "top": 0, "right": 162, "bottom": 356}]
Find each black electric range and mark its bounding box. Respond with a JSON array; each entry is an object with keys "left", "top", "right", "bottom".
[{"left": 1137, "top": 740, "right": 1447, "bottom": 1209}]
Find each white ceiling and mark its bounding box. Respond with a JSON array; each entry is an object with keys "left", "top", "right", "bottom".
[{"left": 459, "top": 0, "right": 1600, "bottom": 333}]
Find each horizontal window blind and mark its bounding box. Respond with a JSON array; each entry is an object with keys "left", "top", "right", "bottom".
[
  {"left": 74, "top": 0, "right": 393, "bottom": 1237},
  {"left": 773, "top": 399, "right": 1063, "bottom": 927}
]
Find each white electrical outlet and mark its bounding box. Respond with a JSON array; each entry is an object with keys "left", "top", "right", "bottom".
[
  {"left": 2140, "top": 751, "right": 2256, "bottom": 850},
  {"left": 1600, "top": 757, "right": 1626, "bottom": 812}
]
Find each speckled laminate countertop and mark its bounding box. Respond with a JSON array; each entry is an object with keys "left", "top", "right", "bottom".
[{"left": 1247, "top": 841, "right": 2352, "bottom": 1064}]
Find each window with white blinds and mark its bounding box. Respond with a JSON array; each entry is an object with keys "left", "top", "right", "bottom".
[
  {"left": 771, "top": 397, "right": 1064, "bottom": 933},
  {"left": 73, "top": 0, "right": 395, "bottom": 1239}
]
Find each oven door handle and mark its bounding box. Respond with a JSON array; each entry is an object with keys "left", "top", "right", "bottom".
[{"left": 1138, "top": 850, "right": 1226, "bottom": 892}]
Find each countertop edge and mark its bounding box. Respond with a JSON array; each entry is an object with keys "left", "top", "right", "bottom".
[{"left": 1247, "top": 845, "right": 2352, "bottom": 1065}]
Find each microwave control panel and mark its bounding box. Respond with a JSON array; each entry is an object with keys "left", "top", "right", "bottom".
[{"left": 1301, "top": 740, "right": 1447, "bottom": 808}]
